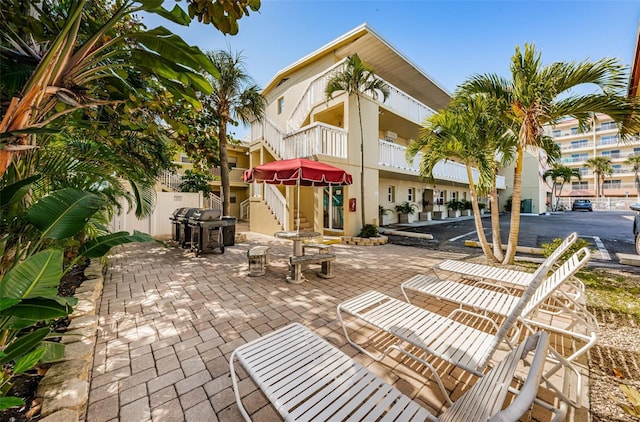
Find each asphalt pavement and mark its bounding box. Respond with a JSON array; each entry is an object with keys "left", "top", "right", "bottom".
[{"left": 383, "top": 210, "right": 640, "bottom": 272}]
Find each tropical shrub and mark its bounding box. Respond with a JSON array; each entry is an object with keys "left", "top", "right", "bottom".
[
  {"left": 395, "top": 201, "right": 418, "bottom": 214},
  {"left": 541, "top": 237, "right": 591, "bottom": 265},
  {"left": 358, "top": 224, "right": 379, "bottom": 238}
]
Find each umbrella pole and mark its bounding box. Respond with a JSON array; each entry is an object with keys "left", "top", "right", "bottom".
[{"left": 296, "top": 184, "right": 300, "bottom": 232}]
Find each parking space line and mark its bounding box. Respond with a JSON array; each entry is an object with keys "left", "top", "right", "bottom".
[
  {"left": 449, "top": 230, "right": 478, "bottom": 242},
  {"left": 591, "top": 236, "right": 611, "bottom": 260}
]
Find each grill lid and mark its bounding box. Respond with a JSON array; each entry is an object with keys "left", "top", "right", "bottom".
[{"left": 190, "top": 208, "right": 222, "bottom": 221}]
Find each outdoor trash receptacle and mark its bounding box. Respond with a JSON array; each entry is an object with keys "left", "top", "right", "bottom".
[{"left": 222, "top": 216, "right": 237, "bottom": 246}]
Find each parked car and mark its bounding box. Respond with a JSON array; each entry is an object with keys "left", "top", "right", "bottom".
[
  {"left": 631, "top": 204, "right": 640, "bottom": 254},
  {"left": 572, "top": 199, "right": 593, "bottom": 212}
]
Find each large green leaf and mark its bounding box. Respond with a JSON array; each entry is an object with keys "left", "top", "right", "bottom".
[
  {"left": 39, "top": 341, "right": 65, "bottom": 364},
  {"left": 0, "top": 327, "right": 49, "bottom": 364},
  {"left": 79, "top": 230, "right": 155, "bottom": 258},
  {"left": 0, "top": 299, "right": 20, "bottom": 312},
  {"left": 0, "top": 175, "right": 41, "bottom": 208},
  {"left": 27, "top": 188, "right": 105, "bottom": 239},
  {"left": 3, "top": 298, "right": 71, "bottom": 321},
  {"left": 0, "top": 397, "right": 25, "bottom": 410},
  {"left": 12, "top": 348, "right": 46, "bottom": 374},
  {"left": 140, "top": 2, "right": 191, "bottom": 26},
  {"left": 0, "top": 249, "right": 62, "bottom": 299}
]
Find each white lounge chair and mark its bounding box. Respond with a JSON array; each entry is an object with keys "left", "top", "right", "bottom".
[
  {"left": 229, "top": 323, "right": 558, "bottom": 422},
  {"left": 402, "top": 247, "right": 598, "bottom": 382},
  {"left": 434, "top": 232, "right": 585, "bottom": 304},
  {"left": 337, "top": 290, "right": 579, "bottom": 413}
]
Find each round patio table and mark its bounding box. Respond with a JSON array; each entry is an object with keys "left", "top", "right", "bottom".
[{"left": 275, "top": 230, "right": 321, "bottom": 283}]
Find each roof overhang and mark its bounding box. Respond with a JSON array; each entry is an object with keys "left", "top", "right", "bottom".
[{"left": 262, "top": 23, "right": 451, "bottom": 110}]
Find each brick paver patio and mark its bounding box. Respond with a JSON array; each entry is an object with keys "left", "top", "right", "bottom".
[{"left": 85, "top": 229, "right": 586, "bottom": 421}]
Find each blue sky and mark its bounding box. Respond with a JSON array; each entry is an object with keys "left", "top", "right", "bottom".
[{"left": 144, "top": 0, "right": 640, "bottom": 95}]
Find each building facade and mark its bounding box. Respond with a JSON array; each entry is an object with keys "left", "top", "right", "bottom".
[
  {"left": 545, "top": 114, "right": 640, "bottom": 210},
  {"left": 247, "top": 24, "right": 506, "bottom": 237}
]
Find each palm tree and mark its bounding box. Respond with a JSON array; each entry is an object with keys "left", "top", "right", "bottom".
[
  {"left": 543, "top": 165, "right": 582, "bottom": 211},
  {"left": 0, "top": 0, "right": 218, "bottom": 177},
  {"left": 625, "top": 154, "right": 640, "bottom": 198},
  {"left": 205, "top": 50, "right": 266, "bottom": 216},
  {"left": 407, "top": 94, "right": 515, "bottom": 262},
  {"left": 326, "top": 54, "right": 389, "bottom": 229},
  {"left": 461, "top": 43, "right": 640, "bottom": 264},
  {"left": 586, "top": 156, "right": 613, "bottom": 199}
]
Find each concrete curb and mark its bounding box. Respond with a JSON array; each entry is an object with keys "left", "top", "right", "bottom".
[
  {"left": 378, "top": 228, "right": 434, "bottom": 240},
  {"left": 38, "top": 261, "right": 104, "bottom": 422}
]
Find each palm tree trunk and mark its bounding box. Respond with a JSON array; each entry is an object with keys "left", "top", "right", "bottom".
[
  {"left": 356, "top": 95, "right": 365, "bottom": 228},
  {"left": 466, "top": 166, "right": 497, "bottom": 261},
  {"left": 554, "top": 182, "right": 564, "bottom": 211},
  {"left": 218, "top": 123, "right": 231, "bottom": 216},
  {"left": 489, "top": 182, "right": 503, "bottom": 261},
  {"left": 635, "top": 170, "right": 640, "bottom": 198},
  {"left": 503, "top": 148, "right": 524, "bottom": 264}
]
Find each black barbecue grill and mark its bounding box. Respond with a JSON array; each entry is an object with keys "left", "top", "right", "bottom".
[
  {"left": 176, "top": 207, "right": 201, "bottom": 248},
  {"left": 188, "top": 208, "right": 227, "bottom": 256},
  {"left": 170, "top": 207, "right": 189, "bottom": 242}
]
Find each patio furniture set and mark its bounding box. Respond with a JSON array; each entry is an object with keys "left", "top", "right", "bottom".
[{"left": 231, "top": 232, "right": 594, "bottom": 421}]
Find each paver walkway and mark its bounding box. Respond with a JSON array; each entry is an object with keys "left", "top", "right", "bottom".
[{"left": 85, "top": 230, "right": 582, "bottom": 421}]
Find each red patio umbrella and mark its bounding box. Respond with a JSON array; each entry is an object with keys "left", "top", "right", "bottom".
[{"left": 243, "top": 158, "right": 353, "bottom": 230}]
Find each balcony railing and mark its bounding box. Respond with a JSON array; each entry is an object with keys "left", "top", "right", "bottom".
[
  {"left": 560, "top": 142, "right": 593, "bottom": 151},
  {"left": 210, "top": 167, "right": 247, "bottom": 182},
  {"left": 378, "top": 140, "right": 506, "bottom": 189},
  {"left": 287, "top": 59, "right": 435, "bottom": 132},
  {"left": 281, "top": 122, "right": 347, "bottom": 159}
]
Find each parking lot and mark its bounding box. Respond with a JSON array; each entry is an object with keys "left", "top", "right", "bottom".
[{"left": 389, "top": 210, "right": 638, "bottom": 265}]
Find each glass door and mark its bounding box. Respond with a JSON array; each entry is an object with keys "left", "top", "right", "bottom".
[{"left": 323, "top": 186, "right": 344, "bottom": 230}]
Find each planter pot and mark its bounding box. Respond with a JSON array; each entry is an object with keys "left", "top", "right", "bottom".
[
  {"left": 418, "top": 212, "right": 431, "bottom": 221},
  {"left": 432, "top": 211, "right": 446, "bottom": 220},
  {"left": 398, "top": 213, "right": 415, "bottom": 223},
  {"left": 463, "top": 210, "right": 472, "bottom": 216},
  {"left": 448, "top": 210, "right": 461, "bottom": 218},
  {"left": 380, "top": 214, "right": 391, "bottom": 226},
  {"left": 480, "top": 209, "right": 485, "bottom": 215}
]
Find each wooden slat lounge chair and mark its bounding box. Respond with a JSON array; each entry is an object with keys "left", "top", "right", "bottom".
[
  {"left": 229, "top": 323, "right": 558, "bottom": 422},
  {"left": 337, "top": 290, "right": 579, "bottom": 413},
  {"left": 401, "top": 247, "right": 598, "bottom": 383},
  {"left": 433, "top": 232, "right": 585, "bottom": 304}
]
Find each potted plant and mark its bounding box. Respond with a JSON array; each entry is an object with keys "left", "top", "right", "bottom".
[
  {"left": 447, "top": 199, "right": 463, "bottom": 218},
  {"left": 395, "top": 201, "right": 418, "bottom": 223},
  {"left": 378, "top": 205, "right": 391, "bottom": 226},
  {"left": 478, "top": 202, "right": 487, "bottom": 214},
  {"left": 461, "top": 199, "right": 473, "bottom": 216}
]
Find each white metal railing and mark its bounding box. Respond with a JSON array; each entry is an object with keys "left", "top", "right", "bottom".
[
  {"left": 240, "top": 198, "right": 250, "bottom": 220},
  {"left": 289, "top": 61, "right": 346, "bottom": 131},
  {"left": 264, "top": 184, "right": 289, "bottom": 230},
  {"left": 251, "top": 117, "right": 286, "bottom": 159},
  {"left": 382, "top": 79, "right": 435, "bottom": 124},
  {"left": 159, "top": 169, "right": 184, "bottom": 191},
  {"left": 556, "top": 197, "right": 640, "bottom": 211},
  {"left": 561, "top": 142, "right": 592, "bottom": 151},
  {"left": 281, "top": 122, "right": 348, "bottom": 159},
  {"left": 377, "top": 140, "right": 506, "bottom": 189},
  {"left": 288, "top": 60, "right": 435, "bottom": 132},
  {"left": 206, "top": 193, "right": 222, "bottom": 211}
]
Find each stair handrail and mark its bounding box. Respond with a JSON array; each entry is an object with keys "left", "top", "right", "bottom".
[
  {"left": 288, "top": 59, "right": 346, "bottom": 131},
  {"left": 240, "top": 198, "right": 250, "bottom": 220},
  {"left": 264, "top": 184, "right": 289, "bottom": 231},
  {"left": 207, "top": 192, "right": 222, "bottom": 211},
  {"left": 159, "top": 169, "right": 183, "bottom": 191}
]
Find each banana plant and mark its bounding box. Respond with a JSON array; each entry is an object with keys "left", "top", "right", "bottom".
[
  {"left": 0, "top": 0, "right": 219, "bottom": 177},
  {"left": 0, "top": 183, "right": 154, "bottom": 409}
]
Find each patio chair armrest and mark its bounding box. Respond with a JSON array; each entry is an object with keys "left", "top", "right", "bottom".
[
  {"left": 473, "top": 279, "right": 512, "bottom": 295},
  {"left": 447, "top": 308, "right": 500, "bottom": 333}
]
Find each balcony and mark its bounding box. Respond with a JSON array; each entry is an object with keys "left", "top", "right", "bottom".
[
  {"left": 378, "top": 140, "right": 506, "bottom": 189},
  {"left": 210, "top": 167, "right": 248, "bottom": 186},
  {"left": 560, "top": 141, "right": 593, "bottom": 151},
  {"left": 281, "top": 122, "right": 347, "bottom": 159}
]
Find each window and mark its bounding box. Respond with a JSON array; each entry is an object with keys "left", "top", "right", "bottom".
[
  {"left": 387, "top": 186, "right": 395, "bottom": 203},
  {"left": 601, "top": 149, "right": 621, "bottom": 159},
  {"left": 277, "top": 97, "right": 284, "bottom": 114},
  {"left": 611, "top": 164, "right": 622, "bottom": 173},
  {"left": 572, "top": 181, "right": 589, "bottom": 190},
  {"left": 552, "top": 129, "right": 562, "bottom": 137},
  {"left": 570, "top": 127, "right": 578, "bottom": 135},
  {"left": 568, "top": 153, "right": 588, "bottom": 163},
  {"left": 600, "top": 121, "right": 616, "bottom": 131},
  {"left": 450, "top": 191, "right": 458, "bottom": 201},
  {"left": 570, "top": 139, "right": 588, "bottom": 149},
  {"left": 228, "top": 157, "right": 237, "bottom": 168},
  {"left": 600, "top": 135, "right": 619, "bottom": 145},
  {"left": 434, "top": 190, "right": 445, "bottom": 205},
  {"left": 180, "top": 153, "right": 191, "bottom": 163},
  {"left": 407, "top": 188, "right": 415, "bottom": 202},
  {"left": 579, "top": 167, "right": 590, "bottom": 176},
  {"left": 603, "top": 179, "right": 621, "bottom": 189},
  {"left": 634, "top": 147, "right": 640, "bottom": 155},
  {"left": 229, "top": 192, "right": 237, "bottom": 204}
]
